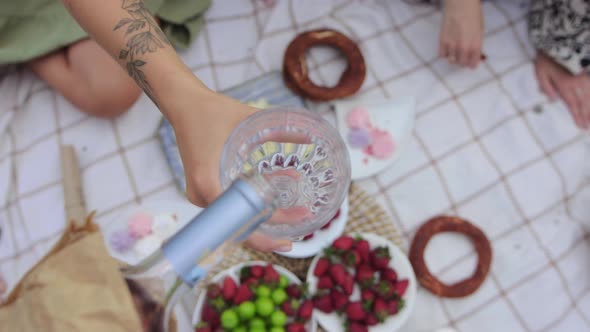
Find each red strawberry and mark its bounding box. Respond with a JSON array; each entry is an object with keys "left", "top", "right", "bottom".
[
  {"left": 206, "top": 284, "right": 221, "bottom": 300},
  {"left": 333, "top": 235, "right": 354, "bottom": 251},
  {"left": 344, "top": 250, "right": 361, "bottom": 267},
  {"left": 281, "top": 299, "right": 300, "bottom": 317},
  {"left": 320, "top": 220, "right": 333, "bottom": 230},
  {"left": 233, "top": 284, "right": 253, "bottom": 304},
  {"left": 222, "top": 277, "right": 237, "bottom": 301},
  {"left": 374, "top": 298, "right": 388, "bottom": 322},
  {"left": 208, "top": 296, "right": 226, "bottom": 312},
  {"left": 394, "top": 279, "right": 409, "bottom": 297},
  {"left": 250, "top": 265, "right": 264, "bottom": 278},
  {"left": 264, "top": 263, "right": 280, "bottom": 285},
  {"left": 323, "top": 246, "right": 338, "bottom": 258},
  {"left": 329, "top": 263, "right": 348, "bottom": 287},
  {"left": 318, "top": 276, "right": 333, "bottom": 289},
  {"left": 354, "top": 239, "right": 371, "bottom": 263},
  {"left": 287, "top": 322, "right": 306, "bottom": 332},
  {"left": 386, "top": 299, "right": 399, "bottom": 315},
  {"left": 374, "top": 280, "right": 395, "bottom": 299},
  {"left": 343, "top": 274, "right": 355, "bottom": 296},
  {"left": 286, "top": 284, "right": 303, "bottom": 298},
  {"left": 365, "top": 313, "right": 379, "bottom": 326},
  {"left": 345, "top": 301, "right": 366, "bottom": 321},
  {"left": 381, "top": 267, "right": 398, "bottom": 283},
  {"left": 355, "top": 265, "right": 375, "bottom": 288},
  {"left": 370, "top": 246, "right": 391, "bottom": 270},
  {"left": 314, "top": 257, "right": 331, "bottom": 277},
  {"left": 331, "top": 290, "right": 349, "bottom": 311},
  {"left": 242, "top": 277, "right": 259, "bottom": 289},
  {"left": 314, "top": 294, "right": 334, "bottom": 313},
  {"left": 361, "top": 289, "right": 375, "bottom": 303},
  {"left": 348, "top": 322, "right": 369, "bottom": 332},
  {"left": 297, "top": 300, "right": 313, "bottom": 321},
  {"left": 200, "top": 303, "right": 220, "bottom": 327},
  {"left": 303, "top": 233, "right": 314, "bottom": 241}
]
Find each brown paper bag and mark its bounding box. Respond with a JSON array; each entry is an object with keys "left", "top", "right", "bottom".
[
  {"left": 0, "top": 146, "right": 160, "bottom": 331},
  {"left": 0, "top": 215, "right": 145, "bottom": 332}
]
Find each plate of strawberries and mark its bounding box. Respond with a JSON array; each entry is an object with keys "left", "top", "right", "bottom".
[
  {"left": 192, "top": 261, "right": 317, "bottom": 332},
  {"left": 277, "top": 197, "right": 349, "bottom": 259},
  {"left": 306, "top": 233, "right": 416, "bottom": 332}
]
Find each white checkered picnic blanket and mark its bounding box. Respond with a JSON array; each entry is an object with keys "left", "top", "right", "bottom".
[{"left": 1, "top": 1, "right": 590, "bottom": 331}]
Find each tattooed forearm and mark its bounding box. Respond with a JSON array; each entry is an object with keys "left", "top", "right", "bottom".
[{"left": 113, "top": 0, "right": 170, "bottom": 105}]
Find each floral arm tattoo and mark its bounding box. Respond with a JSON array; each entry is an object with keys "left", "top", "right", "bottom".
[{"left": 113, "top": 0, "right": 170, "bottom": 105}]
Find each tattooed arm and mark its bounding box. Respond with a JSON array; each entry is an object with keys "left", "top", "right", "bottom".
[
  {"left": 60, "top": 0, "right": 204, "bottom": 119},
  {"left": 60, "top": 0, "right": 292, "bottom": 252}
]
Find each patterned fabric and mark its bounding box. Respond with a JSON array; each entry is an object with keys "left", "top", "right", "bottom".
[
  {"left": 528, "top": 0, "right": 590, "bottom": 74},
  {"left": 1, "top": 1, "right": 590, "bottom": 331}
]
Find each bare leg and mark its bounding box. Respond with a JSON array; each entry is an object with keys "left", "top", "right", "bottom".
[
  {"left": 27, "top": 39, "right": 141, "bottom": 118},
  {"left": 534, "top": 52, "right": 590, "bottom": 130}
]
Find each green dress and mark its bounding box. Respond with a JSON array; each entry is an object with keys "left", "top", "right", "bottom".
[{"left": 0, "top": 0, "right": 211, "bottom": 64}]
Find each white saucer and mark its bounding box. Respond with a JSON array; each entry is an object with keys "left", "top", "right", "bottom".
[
  {"left": 275, "top": 196, "right": 349, "bottom": 259},
  {"left": 333, "top": 97, "right": 416, "bottom": 180},
  {"left": 306, "top": 233, "right": 417, "bottom": 332},
  {"left": 102, "top": 199, "right": 201, "bottom": 266}
]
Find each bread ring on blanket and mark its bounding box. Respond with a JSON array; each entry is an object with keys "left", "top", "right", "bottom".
[
  {"left": 283, "top": 29, "right": 366, "bottom": 101},
  {"left": 409, "top": 216, "right": 492, "bottom": 298}
]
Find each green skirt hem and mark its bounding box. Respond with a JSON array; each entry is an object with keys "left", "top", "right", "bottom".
[{"left": 0, "top": 0, "right": 211, "bottom": 64}]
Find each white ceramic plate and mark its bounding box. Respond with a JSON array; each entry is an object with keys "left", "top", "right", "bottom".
[
  {"left": 172, "top": 304, "right": 194, "bottom": 332},
  {"left": 192, "top": 261, "right": 317, "bottom": 332},
  {"left": 306, "top": 233, "right": 417, "bottom": 332},
  {"left": 334, "top": 97, "right": 416, "bottom": 180},
  {"left": 102, "top": 199, "right": 201, "bottom": 266},
  {"left": 276, "top": 196, "right": 349, "bottom": 259}
]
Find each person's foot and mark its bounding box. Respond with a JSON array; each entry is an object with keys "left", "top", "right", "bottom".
[
  {"left": 534, "top": 52, "right": 590, "bottom": 130},
  {"left": 439, "top": 0, "right": 484, "bottom": 68}
]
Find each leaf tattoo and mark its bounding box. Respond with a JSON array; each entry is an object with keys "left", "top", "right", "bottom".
[{"left": 114, "top": 0, "right": 170, "bottom": 106}]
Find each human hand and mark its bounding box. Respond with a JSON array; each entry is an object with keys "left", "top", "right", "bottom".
[
  {"left": 162, "top": 82, "right": 292, "bottom": 252},
  {"left": 439, "top": 0, "right": 484, "bottom": 68},
  {"left": 534, "top": 52, "right": 590, "bottom": 129}
]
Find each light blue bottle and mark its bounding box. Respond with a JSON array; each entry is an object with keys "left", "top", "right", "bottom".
[{"left": 122, "top": 175, "right": 275, "bottom": 332}]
